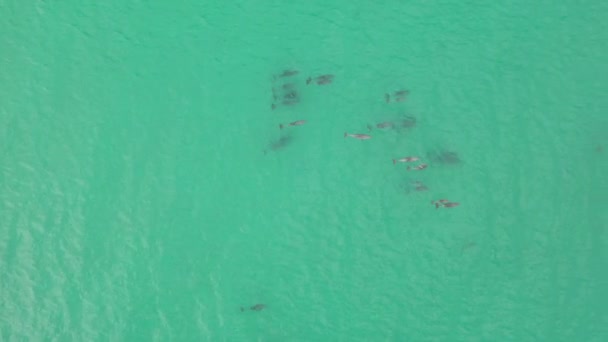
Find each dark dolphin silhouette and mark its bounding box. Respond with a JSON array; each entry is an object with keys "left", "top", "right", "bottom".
[{"left": 241, "top": 304, "right": 266, "bottom": 312}]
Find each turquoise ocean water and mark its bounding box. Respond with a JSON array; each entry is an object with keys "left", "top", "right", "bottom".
[{"left": 1, "top": 1, "right": 607, "bottom": 341}]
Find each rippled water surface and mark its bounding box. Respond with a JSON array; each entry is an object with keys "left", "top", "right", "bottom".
[{"left": 1, "top": 1, "right": 607, "bottom": 340}]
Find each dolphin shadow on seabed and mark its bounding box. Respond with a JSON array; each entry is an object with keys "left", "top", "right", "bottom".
[
  {"left": 263, "top": 134, "right": 294, "bottom": 155},
  {"left": 426, "top": 149, "right": 461, "bottom": 165},
  {"left": 271, "top": 83, "right": 301, "bottom": 110},
  {"left": 271, "top": 69, "right": 302, "bottom": 110},
  {"left": 401, "top": 180, "right": 429, "bottom": 194},
  {"left": 367, "top": 116, "right": 417, "bottom": 133}
]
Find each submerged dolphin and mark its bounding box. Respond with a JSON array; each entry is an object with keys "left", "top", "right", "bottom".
[
  {"left": 264, "top": 135, "right": 293, "bottom": 154},
  {"left": 241, "top": 304, "right": 266, "bottom": 312}
]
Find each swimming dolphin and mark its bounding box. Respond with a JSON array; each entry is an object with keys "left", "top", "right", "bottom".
[
  {"left": 407, "top": 163, "right": 428, "bottom": 171},
  {"left": 274, "top": 70, "right": 299, "bottom": 79},
  {"left": 240, "top": 304, "right": 266, "bottom": 312},
  {"left": 344, "top": 132, "right": 372, "bottom": 140},
  {"left": 306, "top": 74, "right": 334, "bottom": 85},
  {"left": 393, "top": 156, "right": 419, "bottom": 164},
  {"left": 280, "top": 120, "right": 307, "bottom": 129}
]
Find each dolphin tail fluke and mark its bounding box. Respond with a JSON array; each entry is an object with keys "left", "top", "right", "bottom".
[
  {"left": 279, "top": 124, "right": 284, "bottom": 129},
  {"left": 344, "top": 132, "right": 348, "bottom": 138}
]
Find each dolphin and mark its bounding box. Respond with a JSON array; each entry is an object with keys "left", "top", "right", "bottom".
[
  {"left": 241, "top": 304, "right": 266, "bottom": 312},
  {"left": 344, "top": 132, "right": 372, "bottom": 140}
]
